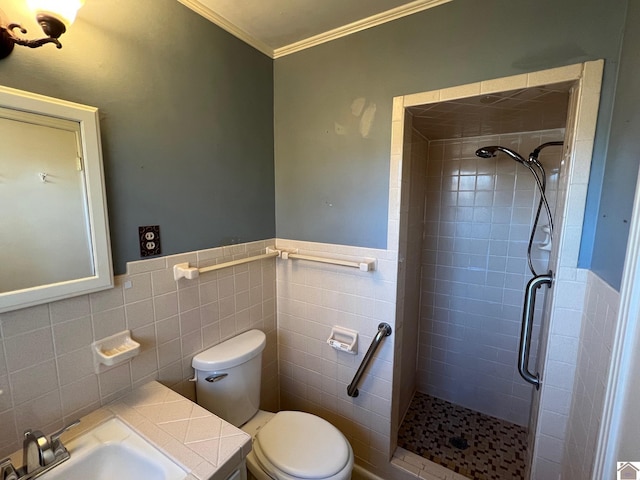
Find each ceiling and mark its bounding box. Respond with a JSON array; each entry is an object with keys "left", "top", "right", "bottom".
[
  {"left": 408, "top": 82, "right": 573, "bottom": 141},
  {"left": 177, "top": 0, "right": 451, "bottom": 58}
]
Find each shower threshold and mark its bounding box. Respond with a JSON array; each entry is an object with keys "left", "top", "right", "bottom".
[{"left": 396, "top": 392, "right": 528, "bottom": 480}]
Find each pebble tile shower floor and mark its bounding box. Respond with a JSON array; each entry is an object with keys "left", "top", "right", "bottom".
[{"left": 397, "top": 392, "right": 528, "bottom": 480}]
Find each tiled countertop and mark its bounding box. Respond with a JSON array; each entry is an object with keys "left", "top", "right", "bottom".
[{"left": 9, "top": 381, "right": 252, "bottom": 480}]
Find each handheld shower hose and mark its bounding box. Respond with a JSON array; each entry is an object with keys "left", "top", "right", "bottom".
[{"left": 475, "top": 142, "right": 563, "bottom": 276}]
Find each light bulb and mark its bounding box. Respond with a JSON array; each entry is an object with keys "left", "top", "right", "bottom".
[{"left": 26, "top": 0, "right": 86, "bottom": 26}]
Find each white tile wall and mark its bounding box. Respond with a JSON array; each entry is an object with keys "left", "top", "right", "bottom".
[
  {"left": 0, "top": 240, "right": 278, "bottom": 458},
  {"left": 416, "top": 129, "right": 564, "bottom": 426},
  {"left": 562, "top": 271, "right": 619, "bottom": 480},
  {"left": 394, "top": 119, "right": 428, "bottom": 435},
  {"left": 274, "top": 238, "right": 406, "bottom": 479}
]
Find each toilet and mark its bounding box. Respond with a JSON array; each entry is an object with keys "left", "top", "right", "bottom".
[{"left": 192, "top": 329, "right": 354, "bottom": 480}]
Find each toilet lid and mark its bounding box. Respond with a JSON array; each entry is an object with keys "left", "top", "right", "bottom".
[{"left": 255, "top": 411, "right": 349, "bottom": 479}]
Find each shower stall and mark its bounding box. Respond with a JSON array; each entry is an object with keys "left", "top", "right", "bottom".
[{"left": 392, "top": 84, "right": 572, "bottom": 477}]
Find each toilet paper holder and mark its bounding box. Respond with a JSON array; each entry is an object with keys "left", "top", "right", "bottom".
[{"left": 327, "top": 326, "right": 358, "bottom": 354}]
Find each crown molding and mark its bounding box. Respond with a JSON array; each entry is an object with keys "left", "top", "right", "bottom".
[
  {"left": 177, "top": 0, "right": 275, "bottom": 57},
  {"left": 179, "top": 0, "right": 452, "bottom": 59},
  {"left": 272, "top": 0, "right": 452, "bottom": 58}
]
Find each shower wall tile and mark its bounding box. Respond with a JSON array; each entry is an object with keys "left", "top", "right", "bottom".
[
  {"left": 0, "top": 239, "right": 279, "bottom": 459},
  {"left": 417, "top": 129, "right": 565, "bottom": 426},
  {"left": 480, "top": 74, "right": 528, "bottom": 94},
  {"left": 439, "top": 83, "right": 481, "bottom": 102},
  {"left": 526, "top": 63, "right": 583, "bottom": 86},
  {"left": 395, "top": 125, "right": 429, "bottom": 437}
]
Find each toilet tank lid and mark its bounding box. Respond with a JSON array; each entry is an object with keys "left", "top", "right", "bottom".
[{"left": 192, "top": 329, "right": 266, "bottom": 371}]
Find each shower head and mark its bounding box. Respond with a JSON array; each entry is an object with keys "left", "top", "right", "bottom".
[
  {"left": 475, "top": 147, "right": 497, "bottom": 158},
  {"left": 475, "top": 145, "right": 528, "bottom": 164}
]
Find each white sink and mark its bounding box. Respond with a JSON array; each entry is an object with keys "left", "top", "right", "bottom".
[{"left": 42, "top": 418, "right": 187, "bottom": 480}]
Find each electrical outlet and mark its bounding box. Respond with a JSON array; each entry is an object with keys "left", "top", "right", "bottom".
[{"left": 139, "top": 225, "right": 161, "bottom": 257}]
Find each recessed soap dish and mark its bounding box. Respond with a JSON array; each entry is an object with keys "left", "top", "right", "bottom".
[{"left": 92, "top": 330, "right": 140, "bottom": 372}]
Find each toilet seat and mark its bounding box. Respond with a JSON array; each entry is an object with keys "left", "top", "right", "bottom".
[{"left": 252, "top": 411, "right": 352, "bottom": 480}]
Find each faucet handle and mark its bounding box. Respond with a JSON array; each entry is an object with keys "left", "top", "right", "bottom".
[
  {"left": 50, "top": 419, "right": 80, "bottom": 444},
  {"left": 0, "top": 458, "right": 18, "bottom": 480},
  {"left": 49, "top": 419, "right": 80, "bottom": 458}
]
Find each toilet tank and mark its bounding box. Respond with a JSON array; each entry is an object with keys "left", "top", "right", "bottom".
[{"left": 192, "top": 329, "right": 266, "bottom": 427}]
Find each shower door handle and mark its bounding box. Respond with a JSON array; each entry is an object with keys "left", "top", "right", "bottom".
[{"left": 518, "top": 272, "right": 552, "bottom": 390}]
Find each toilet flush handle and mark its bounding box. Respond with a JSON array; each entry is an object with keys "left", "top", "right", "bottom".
[{"left": 205, "top": 373, "right": 228, "bottom": 383}]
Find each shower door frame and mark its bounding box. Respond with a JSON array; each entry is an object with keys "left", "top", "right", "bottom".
[{"left": 387, "top": 60, "right": 605, "bottom": 479}]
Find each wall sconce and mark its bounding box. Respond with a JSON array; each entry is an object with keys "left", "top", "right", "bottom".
[{"left": 0, "top": 0, "right": 85, "bottom": 59}]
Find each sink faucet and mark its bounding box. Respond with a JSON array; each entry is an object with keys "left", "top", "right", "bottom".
[
  {"left": 13, "top": 420, "right": 80, "bottom": 480},
  {"left": 22, "top": 430, "right": 53, "bottom": 474}
]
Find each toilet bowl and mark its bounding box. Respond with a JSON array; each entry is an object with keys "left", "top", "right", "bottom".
[
  {"left": 192, "top": 330, "right": 354, "bottom": 480},
  {"left": 242, "top": 410, "right": 353, "bottom": 480}
]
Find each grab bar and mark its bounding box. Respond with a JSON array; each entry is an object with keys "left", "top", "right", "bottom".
[
  {"left": 282, "top": 252, "right": 376, "bottom": 271},
  {"left": 173, "top": 249, "right": 280, "bottom": 280},
  {"left": 518, "top": 272, "right": 552, "bottom": 389},
  {"left": 347, "top": 323, "right": 392, "bottom": 397},
  {"left": 278, "top": 249, "right": 376, "bottom": 272}
]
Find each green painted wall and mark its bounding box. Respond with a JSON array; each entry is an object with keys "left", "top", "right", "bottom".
[
  {"left": 2, "top": 0, "right": 636, "bottom": 289},
  {"left": 274, "top": 0, "right": 628, "bottom": 284},
  {"left": 591, "top": 1, "right": 640, "bottom": 289},
  {"left": 0, "top": 0, "right": 274, "bottom": 274}
]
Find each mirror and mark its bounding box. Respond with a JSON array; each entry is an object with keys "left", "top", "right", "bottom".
[{"left": 0, "top": 85, "right": 113, "bottom": 313}]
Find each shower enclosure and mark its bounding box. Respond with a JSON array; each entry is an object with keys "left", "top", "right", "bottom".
[
  {"left": 417, "top": 128, "right": 564, "bottom": 423},
  {"left": 392, "top": 83, "right": 573, "bottom": 475}
]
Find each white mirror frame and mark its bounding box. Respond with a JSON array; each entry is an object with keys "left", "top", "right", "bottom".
[{"left": 0, "top": 85, "right": 113, "bottom": 313}]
